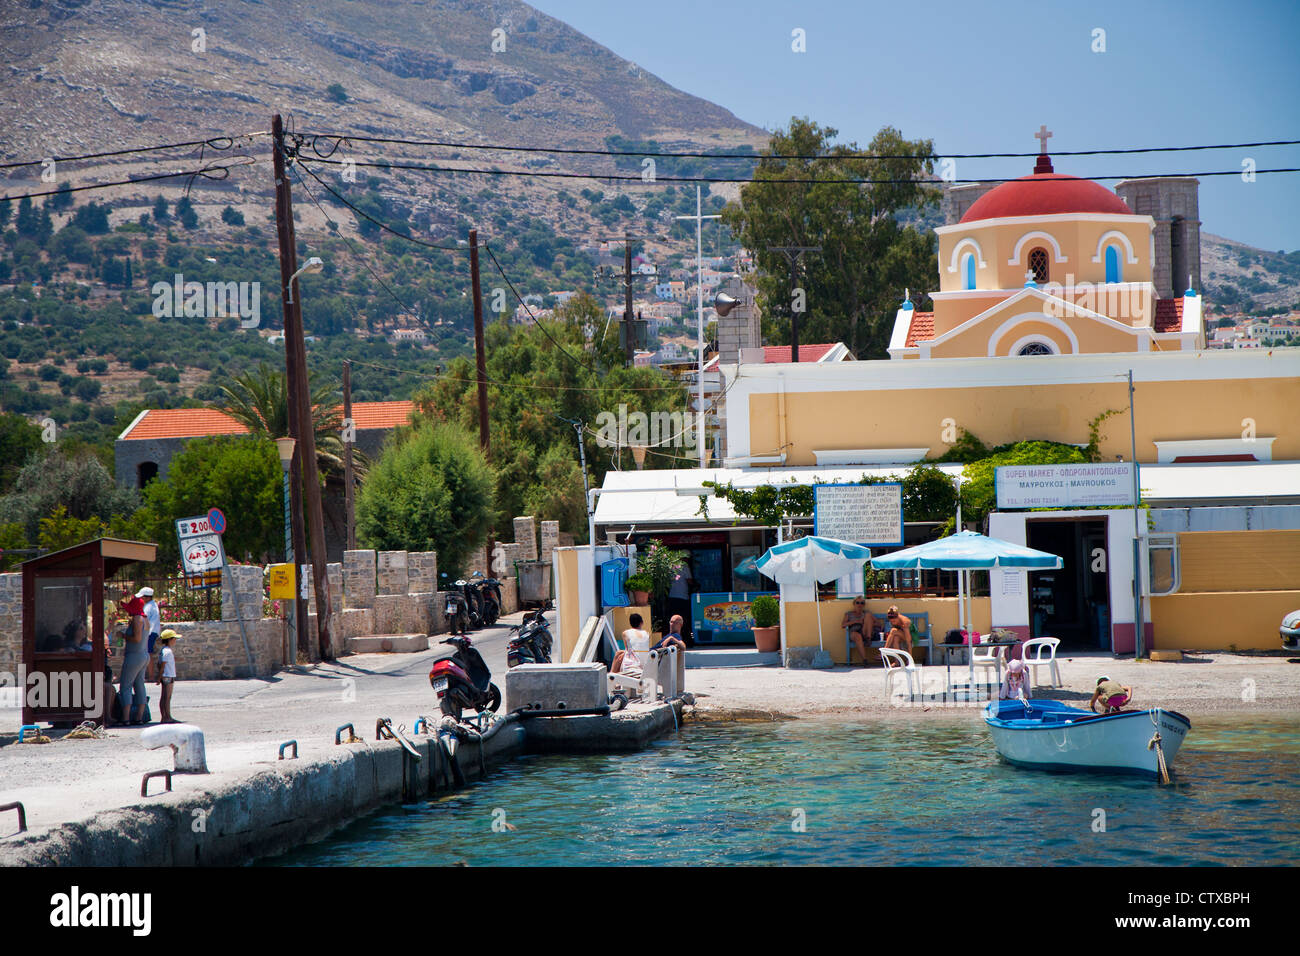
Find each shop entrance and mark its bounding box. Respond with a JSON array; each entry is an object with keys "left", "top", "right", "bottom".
[{"left": 1026, "top": 518, "right": 1110, "bottom": 650}]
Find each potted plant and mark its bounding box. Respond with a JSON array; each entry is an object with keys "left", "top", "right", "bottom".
[
  {"left": 624, "top": 572, "right": 652, "bottom": 606},
  {"left": 635, "top": 539, "right": 689, "bottom": 630},
  {"left": 750, "top": 595, "right": 781, "bottom": 653}
]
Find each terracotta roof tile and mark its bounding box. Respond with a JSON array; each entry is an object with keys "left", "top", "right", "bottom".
[
  {"left": 904, "top": 311, "right": 935, "bottom": 347},
  {"left": 1153, "top": 298, "right": 1184, "bottom": 333},
  {"left": 761, "top": 343, "right": 837, "bottom": 363},
  {"left": 121, "top": 401, "right": 417, "bottom": 440}
]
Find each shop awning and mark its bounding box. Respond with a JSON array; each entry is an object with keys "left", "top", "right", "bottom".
[{"left": 1139, "top": 460, "right": 1300, "bottom": 505}]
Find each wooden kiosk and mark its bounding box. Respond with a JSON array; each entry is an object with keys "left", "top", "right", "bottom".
[{"left": 21, "top": 537, "right": 157, "bottom": 728}]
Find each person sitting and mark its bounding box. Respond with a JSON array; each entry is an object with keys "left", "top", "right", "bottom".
[
  {"left": 883, "top": 606, "right": 912, "bottom": 663},
  {"left": 841, "top": 599, "right": 876, "bottom": 666},
  {"left": 612, "top": 613, "right": 647, "bottom": 679},
  {"left": 653, "top": 614, "right": 688, "bottom": 654},
  {"left": 1089, "top": 675, "right": 1133, "bottom": 714},
  {"left": 1000, "top": 658, "right": 1030, "bottom": 700}
]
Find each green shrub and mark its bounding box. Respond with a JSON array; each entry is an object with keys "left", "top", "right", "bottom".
[{"left": 751, "top": 595, "right": 780, "bottom": 628}]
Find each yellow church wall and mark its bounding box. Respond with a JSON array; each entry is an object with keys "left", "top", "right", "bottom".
[
  {"left": 937, "top": 217, "right": 1152, "bottom": 294},
  {"left": 746, "top": 374, "right": 1300, "bottom": 466},
  {"left": 1174, "top": 530, "right": 1300, "bottom": 593},
  {"left": 1150, "top": 591, "right": 1299, "bottom": 651}
]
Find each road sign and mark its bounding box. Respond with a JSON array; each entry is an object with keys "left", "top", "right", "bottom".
[
  {"left": 176, "top": 515, "right": 224, "bottom": 590},
  {"left": 268, "top": 563, "right": 295, "bottom": 600},
  {"left": 207, "top": 507, "right": 227, "bottom": 535}
]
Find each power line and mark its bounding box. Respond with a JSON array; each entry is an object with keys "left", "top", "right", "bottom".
[
  {"left": 0, "top": 132, "right": 267, "bottom": 171},
  {"left": 0, "top": 158, "right": 258, "bottom": 204},
  {"left": 481, "top": 240, "right": 593, "bottom": 369},
  {"left": 343, "top": 357, "right": 690, "bottom": 394},
  {"left": 300, "top": 130, "right": 1300, "bottom": 162},
  {"left": 297, "top": 154, "right": 1300, "bottom": 186},
  {"left": 293, "top": 160, "right": 467, "bottom": 251}
]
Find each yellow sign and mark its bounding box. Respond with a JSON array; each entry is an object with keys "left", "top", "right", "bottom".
[{"left": 268, "top": 563, "right": 296, "bottom": 599}]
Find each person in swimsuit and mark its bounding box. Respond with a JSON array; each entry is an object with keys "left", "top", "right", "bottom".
[{"left": 841, "top": 599, "right": 875, "bottom": 666}]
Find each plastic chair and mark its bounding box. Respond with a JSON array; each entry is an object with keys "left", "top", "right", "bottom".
[
  {"left": 970, "top": 639, "right": 1003, "bottom": 692},
  {"left": 1021, "top": 637, "right": 1062, "bottom": 689},
  {"left": 878, "top": 647, "right": 921, "bottom": 701}
]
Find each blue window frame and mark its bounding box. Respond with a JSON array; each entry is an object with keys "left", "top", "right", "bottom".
[
  {"left": 1105, "top": 244, "right": 1122, "bottom": 283},
  {"left": 963, "top": 252, "right": 976, "bottom": 290}
]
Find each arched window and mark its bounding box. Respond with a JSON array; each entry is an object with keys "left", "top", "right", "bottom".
[
  {"left": 1018, "top": 341, "right": 1055, "bottom": 356},
  {"left": 1105, "top": 244, "right": 1122, "bottom": 283},
  {"left": 137, "top": 461, "right": 159, "bottom": 488},
  {"left": 962, "top": 252, "right": 976, "bottom": 290},
  {"left": 1028, "top": 247, "right": 1050, "bottom": 284}
]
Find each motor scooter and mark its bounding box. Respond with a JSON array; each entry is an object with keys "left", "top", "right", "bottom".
[
  {"left": 443, "top": 590, "right": 472, "bottom": 636},
  {"left": 506, "top": 602, "right": 554, "bottom": 668},
  {"left": 474, "top": 572, "right": 503, "bottom": 627},
  {"left": 456, "top": 578, "right": 485, "bottom": 629},
  {"left": 429, "top": 635, "right": 501, "bottom": 721}
]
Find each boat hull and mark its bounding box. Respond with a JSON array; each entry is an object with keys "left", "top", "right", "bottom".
[{"left": 984, "top": 699, "right": 1190, "bottom": 778}]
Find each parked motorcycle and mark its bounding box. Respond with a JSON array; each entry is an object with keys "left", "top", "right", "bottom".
[
  {"left": 474, "top": 572, "right": 503, "bottom": 627},
  {"left": 429, "top": 635, "right": 501, "bottom": 721},
  {"left": 456, "top": 578, "right": 485, "bottom": 630},
  {"left": 506, "top": 601, "right": 554, "bottom": 668},
  {"left": 443, "top": 589, "right": 472, "bottom": 636}
]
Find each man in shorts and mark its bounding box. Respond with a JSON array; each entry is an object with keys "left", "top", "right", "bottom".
[
  {"left": 138, "top": 587, "right": 161, "bottom": 680},
  {"left": 883, "top": 606, "right": 912, "bottom": 661}
]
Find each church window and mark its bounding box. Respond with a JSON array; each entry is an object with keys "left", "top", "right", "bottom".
[
  {"left": 962, "top": 253, "right": 976, "bottom": 290},
  {"left": 1018, "top": 341, "right": 1055, "bottom": 356},
  {"left": 1028, "top": 247, "right": 1050, "bottom": 283},
  {"left": 1105, "top": 244, "right": 1122, "bottom": 283}
]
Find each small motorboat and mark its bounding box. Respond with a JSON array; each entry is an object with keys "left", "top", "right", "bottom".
[{"left": 984, "top": 698, "right": 1191, "bottom": 779}]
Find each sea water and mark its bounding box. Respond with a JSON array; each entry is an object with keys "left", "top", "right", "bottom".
[{"left": 267, "top": 716, "right": 1300, "bottom": 866}]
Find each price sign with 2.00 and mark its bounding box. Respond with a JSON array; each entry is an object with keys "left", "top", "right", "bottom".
[{"left": 177, "top": 516, "right": 216, "bottom": 539}]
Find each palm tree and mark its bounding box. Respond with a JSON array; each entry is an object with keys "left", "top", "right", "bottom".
[{"left": 217, "top": 363, "right": 366, "bottom": 477}]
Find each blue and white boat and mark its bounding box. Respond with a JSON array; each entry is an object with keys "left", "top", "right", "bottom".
[{"left": 984, "top": 699, "right": 1191, "bottom": 779}]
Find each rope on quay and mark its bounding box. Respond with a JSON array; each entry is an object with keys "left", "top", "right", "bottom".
[
  {"left": 66, "top": 721, "right": 107, "bottom": 740},
  {"left": 1147, "top": 708, "right": 1171, "bottom": 785}
]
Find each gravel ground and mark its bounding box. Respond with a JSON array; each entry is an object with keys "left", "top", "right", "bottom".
[{"left": 687, "top": 651, "right": 1300, "bottom": 720}]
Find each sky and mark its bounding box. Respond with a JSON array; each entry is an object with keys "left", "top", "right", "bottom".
[{"left": 529, "top": 0, "right": 1300, "bottom": 251}]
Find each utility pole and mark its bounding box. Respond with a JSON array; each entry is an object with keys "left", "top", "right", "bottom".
[
  {"left": 470, "top": 229, "right": 490, "bottom": 453},
  {"left": 767, "top": 245, "right": 821, "bottom": 362},
  {"left": 623, "top": 231, "right": 635, "bottom": 367},
  {"left": 271, "top": 113, "right": 334, "bottom": 661},
  {"left": 1128, "top": 370, "right": 1144, "bottom": 659},
  {"left": 342, "top": 359, "right": 356, "bottom": 552}
]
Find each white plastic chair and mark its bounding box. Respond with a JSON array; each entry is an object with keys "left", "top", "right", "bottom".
[
  {"left": 970, "top": 640, "right": 1003, "bottom": 694},
  {"left": 878, "top": 647, "right": 921, "bottom": 701},
  {"left": 1021, "top": 637, "right": 1062, "bottom": 689}
]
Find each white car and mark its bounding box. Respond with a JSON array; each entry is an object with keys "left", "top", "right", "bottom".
[{"left": 1282, "top": 610, "right": 1300, "bottom": 651}]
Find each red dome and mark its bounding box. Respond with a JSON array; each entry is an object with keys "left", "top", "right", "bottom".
[{"left": 960, "top": 173, "right": 1133, "bottom": 223}]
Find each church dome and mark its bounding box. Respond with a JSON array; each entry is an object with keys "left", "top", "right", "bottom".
[{"left": 960, "top": 172, "right": 1133, "bottom": 223}]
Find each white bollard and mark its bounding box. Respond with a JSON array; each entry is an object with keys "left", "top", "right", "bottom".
[{"left": 141, "top": 724, "right": 208, "bottom": 773}]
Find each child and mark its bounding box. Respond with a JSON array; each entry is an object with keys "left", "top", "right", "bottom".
[
  {"left": 1000, "top": 658, "right": 1030, "bottom": 700},
  {"left": 156, "top": 629, "right": 180, "bottom": 724},
  {"left": 1089, "top": 675, "right": 1133, "bottom": 714}
]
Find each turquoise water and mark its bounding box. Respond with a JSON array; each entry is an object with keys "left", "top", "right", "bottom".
[{"left": 268, "top": 716, "right": 1300, "bottom": 866}]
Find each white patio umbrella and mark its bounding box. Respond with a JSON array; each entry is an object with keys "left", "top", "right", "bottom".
[{"left": 755, "top": 536, "right": 873, "bottom": 653}]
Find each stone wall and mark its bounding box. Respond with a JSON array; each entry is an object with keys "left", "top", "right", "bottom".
[{"left": 0, "top": 572, "right": 22, "bottom": 677}]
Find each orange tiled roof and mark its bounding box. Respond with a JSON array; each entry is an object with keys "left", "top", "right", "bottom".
[
  {"left": 761, "top": 343, "right": 838, "bottom": 363},
  {"left": 905, "top": 312, "right": 935, "bottom": 346},
  {"left": 121, "top": 401, "right": 417, "bottom": 440},
  {"left": 1153, "top": 298, "right": 1185, "bottom": 333}
]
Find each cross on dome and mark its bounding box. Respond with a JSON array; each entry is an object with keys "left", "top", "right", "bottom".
[{"left": 1033, "top": 124, "right": 1055, "bottom": 174}]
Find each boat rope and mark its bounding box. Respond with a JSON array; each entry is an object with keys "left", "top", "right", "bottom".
[
  {"left": 19, "top": 731, "right": 51, "bottom": 744},
  {"left": 66, "top": 720, "right": 107, "bottom": 740},
  {"left": 1147, "top": 707, "right": 1170, "bottom": 784}
]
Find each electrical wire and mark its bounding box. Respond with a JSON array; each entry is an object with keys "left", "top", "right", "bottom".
[
  {"left": 342, "top": 358, "right": 690, "bottom": 394},
  {"left": 296, "top": 153, "right": 1300, "bottom": 186},
  {"left": 481, "top": 240, "right": 593, "bottom": 369},
  {"left": 0, "top": 158, "right": 258, "bottom": 203},
  {"left": 0, "top": 132, "right": 267, "bottom": 171},
  {"left": 299, "top": 131, "right": 1300, "bottom": 163}
]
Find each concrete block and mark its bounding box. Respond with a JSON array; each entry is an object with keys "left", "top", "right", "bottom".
[
  {"left": 340, "top": 607, "right": 375, "bottom": 640},
  {"left": 343, "top": 550, "right": 377, "bottom": 609},
  {"left": 372, "top": 594, "right": 419, "bottom": 634},
  {"left": 513, "top": 516, "right": 538, "bottom": 560},
  {"left": 505, "top": 663, "right": 607, "bottom": 713},
  {"left": 408, "top": 551, "right": 438, "bottom": 593},
  {"left": 377, "top": 550, "right": 409, "bottom": 595},
  {"left": 349, "top": 633, "right": 429, "bottom": 654}
]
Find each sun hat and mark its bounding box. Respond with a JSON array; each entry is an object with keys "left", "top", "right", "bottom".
[
  {"left": 1007, "top": 658, "right": 1024, "bottom": 672},
  {"left": 136, "top": 586, "right": 154, "bottom": 598},
  {"left": 159, "top": 628, "right": 180, "bottom": 642},
  {"left": 1097, "top": 675, "right": 1110, "bottom": 684}
]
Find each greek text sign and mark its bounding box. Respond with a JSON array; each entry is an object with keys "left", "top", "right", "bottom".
[
  {"left": 995, "top": 463, "right": 1136, "bottom": 509},
  {"left": 176, "top": 515, "right": 225, "bottom": 590},
  {"left": 813, "top": 483, "right": 904, "bottom": 547}
]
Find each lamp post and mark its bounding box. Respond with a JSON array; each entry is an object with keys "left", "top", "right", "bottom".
[
  {"left": 676, "top": 186, "right": 721, "bottom": 468},
  {"left": 275, "top": 435, "right": 297, "bottom": 659},
  {"left": 286, "top": 257, "right": 323, "bottom": 305}
]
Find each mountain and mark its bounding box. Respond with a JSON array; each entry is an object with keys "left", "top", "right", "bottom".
[{"left": 1200, "top": 233, "right": 1300, "bottom": 314}]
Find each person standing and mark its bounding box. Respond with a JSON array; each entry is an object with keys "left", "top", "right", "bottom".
[
  {"left": 118, "top": 608, "right": 149, "bottom": 725},
  {"left": 138, "top": 587, "right": 161, "bottom": 681},
  {"left": 156, "top": 629, "right": 179, "bottom": 724},
  {"left": 666, "top": 558, "right": 694, "bottom": 645}
]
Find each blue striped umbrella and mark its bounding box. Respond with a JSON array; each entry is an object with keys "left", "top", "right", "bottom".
[{"left": 755, "top": 536, "right": 874, "bottom": 653}]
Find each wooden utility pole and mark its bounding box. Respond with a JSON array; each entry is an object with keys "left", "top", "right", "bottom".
[
  {"left": 623, "top": 231, "right": 635, "bottom": 366},
  {"left": 343, "top": 359, "right": 356, "bottom": 551},
  {"left": 469, "top": 229, "right": 489, "bottom": 453},
  {"left": 271, "top": 116, "right": 310, "bottom": 661},
  {"left": 271, "top": 113, "right": 334, "bottom": 661},
  {"left": 767, "top": 245, "right": 820, "bottom": 362}
]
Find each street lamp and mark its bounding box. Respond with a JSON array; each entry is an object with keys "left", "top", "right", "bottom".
[
  {"left": 285, "top": 256, "right": 324, "bottom": 305},
  {"left": 274, "top": 436, "right": 297, "bottom": 658},
  {"left": 676, "top": 188, "right": 721, "bottom": 468}
]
